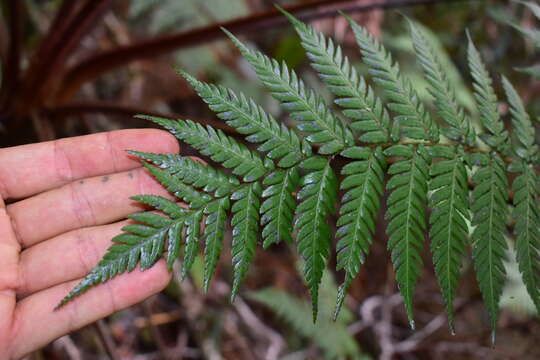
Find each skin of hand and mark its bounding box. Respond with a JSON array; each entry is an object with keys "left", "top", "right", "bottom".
[{"left": 0, "top": 129, "right": 181, "bottom": 359}]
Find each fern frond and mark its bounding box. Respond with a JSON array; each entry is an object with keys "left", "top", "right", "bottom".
[
  {"left": 202, "top": 197, "right": 230, "bottom": 292},
  {"left": 408, "top": 19, "right": 475, "bottom": 145},
  {"left": 57, "top": 214, "right": 174, "bottom": 308},
  {"left": 231, "top": 182, "right": 262, "bottom": 300},
  {"left": 261, "top": 167, "right": 300, "bottom": 248},
  {"left": 182, "top": 210, "right": 203, "bottom": 280},
  {"left": 428, "top": 149, "right": 470, "bottom": 330},
  {"left": 283, "top": 8, "right": 390, "bottom": 143},
  {"left": 334, "top": 147, "right": 386, "bottom": 319},
  {"left": 467, "top": 37, "right": 509, "bottom": 153},
  {"left": 345, "top": 14, "right": 439, "bottom": 142},
  {"left": 295, "top": 157, "right": 338, "bottom": 321},
  {"left": 501, "top": 76, "right": 539, "bottom": 162},
  {"left": 224, "top": 29, "right": 353, "bottom": 154},
  {"left": 142, "top": 162, "right": 212, "bottom": 209},
  {"left": 178, "top": 71, "right": 304, "bottom": 168},
  {"left": 511, "top": 164, "right": 540, "bottom": 314},
  {"left": 471, "top": 153, "right": 508, "bottom": 337},
  {"left": 138, "top": 116, "right": 271, "bottom": 182},
  {"left": 130, "top": 151, "right": 239, "bottom": 197},
  {"left": 384, "top": 144, "right": 430, "bottom": 328}
]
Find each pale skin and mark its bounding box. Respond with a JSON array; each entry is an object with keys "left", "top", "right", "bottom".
[{"left": 0, "top": 129, "right": 182, "bottom": 359}]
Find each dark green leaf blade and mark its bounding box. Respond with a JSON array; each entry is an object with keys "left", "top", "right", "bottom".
[
  {"left": 295, "top": 157, "right": 338, "bottom": 321},
  {"left": 261, "top": 167, "right": 300, "bottom": 248},
  {"left": 334, "top": 147, "right": 387, "bottom": 319},
  {"left": 471, "top": 153, "right": 509, "bottom": 339},
  {"left": 384, "top": 144, "right": 430, "bottom": 328},
  {"left": 230, "top": 182, "right": 262, "bottom": 300}
]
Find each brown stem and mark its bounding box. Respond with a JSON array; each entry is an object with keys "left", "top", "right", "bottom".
[
  {"left": 57, "top": 0, "right": 471, "bottom": 103},
  {"left": 16, "top": 0, "right": 113, "bottom": 115}
]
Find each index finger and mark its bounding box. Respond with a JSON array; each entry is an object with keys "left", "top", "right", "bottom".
[{"left": 0, "top": 129, "right": 179, "bottom": 200}]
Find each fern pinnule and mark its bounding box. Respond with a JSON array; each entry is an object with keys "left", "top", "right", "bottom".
[
  {"left": 261, "top": 167, "right": 300, "bottom": 248},
  {"left": 295, "top": 157, "right": 338, "bottom": 321},
  {"left": 202, "top": 197, "right": 230, "bottom": 292},
  {"left": 471, "top": 153, "right": 508, "bottom": 338},
  {"left": 223, "top": 29, "right": 353, "bottom": 155},
  {"left": 138, "top": 115, "right": 271, "bottom": 182},
  {"left": 182, "top": 210, "right": 203, "bottom": 280},
  {"left": 345, "top": 14, "right": 439, "bottom": 142},
  {"left": 129, "top": 151, "right": 239, "bottom": 197},
  {"left": 334, "top": 146, "right": 387, "bottom": 319},
  {"left": 428, "top": 148, "right": 469, "bottom": 331},
  {"left": 282, "top": 8, "right": 391, "bottom": 144},
  {"left": 467, "top": 37, "right": 509, "bottom": 153},
  {"left": 503, "top": 77, "right": 540, "bottom": 314},
  {"left": 178, "top": 71, "right": 304, "bottom": 168},
  {"left": 142, "top": 162, "right": 211, "bottom": 209},
  {"left": 57, "top": 218, "right": 174, "bottom": 308},
  {"left": 510, "top": 164, "right": 540, "bottom": 314},
  {"left": 166, "top": 222, "right": 183, "bottom": 270},
  {"left": 384, "top": 144, "right": 430, "bottom": 328},
  {"left": 408, "top": 19, "right": 475, "bottom": 145},
  {"left": 502, "top": 76, "right": 538, "bottom": 162},
  {"left": 131, "top": 194, "right": 187, "bottom": 219},
  {"left": 230, "top": 182, "right": 262, "bottom": 301}
]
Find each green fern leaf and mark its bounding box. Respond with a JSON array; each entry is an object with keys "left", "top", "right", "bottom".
[
  {"left": 138, "top": 116, "right": 271, "bottom": 182},
  {"left": 178, "top": 71, "right": 304, "bottom": 168},
  {"left": 182, "top": 210, "right": 203, "bottom": 280},
  {"left": 130, "top": 194, "right": 187, "bottom": 219},
  {"left": 345, "top": 14, "right": 439, "bottom": 142},
  {"left": 261, "top": 167, "right": 300, "bottom": 248},
  {"left": 428, "top": 149, "right": 470, "bottom": 330},
  {"left": 166, "top": 222, "right": 183, "bottom": 270},
  {"left": 130, "top": 151, "right": 239, "bottom": 197},
  {"left": 202, "top": 197, "right": 230, "bottom": 292},
  {"left": 511, "top": 164, "right": 540, "bottom": 314},
  {"left": 384, "top": 144, "right": 430, "bottom": 328},
  {"left": 224, "top": 29, "right": 353, "bottom": 154},
  {"left": 142, "top": 162, "right": 211, "bottom": 209},
  {"left": 283, "top": 9, "right": 390, "bottom": 144},
  {"left": 408, "top": 19, "right": 475, "bottom": 145},
  {"left": 471, "top": 153, "right": 508, "bottom": 337},
  {"left": 334, "top": 146, "right": 387, "bottom": 319},
  {"left": 230, "top": 182, "right": 262, "bottom": 300},
  {"left": 467, "top": 37, "right": 509, "bottom": 153},
  {"left": 57, "top": 215, "right": 173, "bottom": 308},
  {"left": 295, "top": 157, "right": 338, "bottom": 321},
  {"left": 501, "top": 76, "right": 539, "bottom": 162}
]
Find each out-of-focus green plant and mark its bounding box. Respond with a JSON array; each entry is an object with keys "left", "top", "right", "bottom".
[
  {"left": 249, "top": 269, "right": 365, "bottom": 360},
  {"left": 494, "top": 1, "right": 540, "bottom": 79}
]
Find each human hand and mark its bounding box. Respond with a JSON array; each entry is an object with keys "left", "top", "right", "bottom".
[{"left": 0, "top": 129, "right": 180, "bottom": 359}]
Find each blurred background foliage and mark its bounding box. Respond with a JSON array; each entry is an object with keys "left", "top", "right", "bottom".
[{"left": 1, "top": 0, "right": 539, "bottom": 359}]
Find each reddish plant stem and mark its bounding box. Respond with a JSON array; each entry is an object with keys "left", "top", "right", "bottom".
[
  {"left": 58, "top": 0, "right": 472, "bottom": 103},
  {"left": 16, "top": 0, "right": 113, "bottom": 116}
]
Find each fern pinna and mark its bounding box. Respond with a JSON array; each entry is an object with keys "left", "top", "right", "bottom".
[{"left": 58, "top": 9, "right": 539, "bottom": 337}]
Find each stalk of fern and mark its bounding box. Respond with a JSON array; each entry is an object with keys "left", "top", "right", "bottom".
[{"left": 56, "top": 10, "right": 539, "bottom": 339}]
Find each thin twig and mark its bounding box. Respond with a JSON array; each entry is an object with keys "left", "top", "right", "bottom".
[{"left": 94, "top": 320, "right": 121, "bottom": 360}]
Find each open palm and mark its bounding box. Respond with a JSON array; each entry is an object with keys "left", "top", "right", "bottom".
[{"left": 0, "top": 129, "right": 179, "bottom": 359}]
